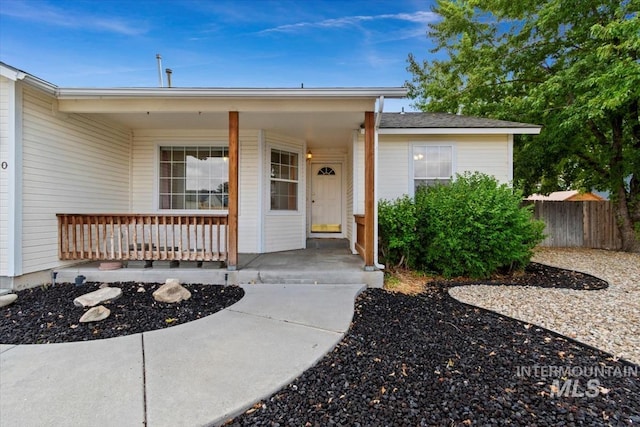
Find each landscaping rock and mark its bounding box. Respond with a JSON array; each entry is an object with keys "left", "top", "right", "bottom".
[
  {"left": 228, "top": 285, "right": 640, "bottom": 426},
  {"left": 0, "top": 294, "right": 18, "bottom": 308},
  {"left": 79, "top": 305, "right": 111, "bottom": 323},
  {"left": 73, "top": 287, "right": 122, "bottom": 307},
  {"left": 152, "top": 279, "right": 191, "bottom": 303},
  {"left": 0, "top": 282, "right": 244, "bottom": 343}
]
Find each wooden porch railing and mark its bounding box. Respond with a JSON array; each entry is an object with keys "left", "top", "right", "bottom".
[
  {"left": 57, "top": 214, "right": 228, "bottom": 262},
  {"left": 354, "top": 214, "right": 365, "bottom": 258}
]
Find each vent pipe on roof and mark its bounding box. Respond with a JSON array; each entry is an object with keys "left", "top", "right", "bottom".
[
  {"left": 156, "top": 54, "right": 164, "bottom": 87},
  {"left": 166, "top": 68, "right": 173, "bottom": 88}
]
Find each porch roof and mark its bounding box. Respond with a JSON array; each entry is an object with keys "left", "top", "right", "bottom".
[
  {"left": 379, "top": 112, "right": 542, "bottom": 135},
  {"left": 55, "top": 87, "right": 408, "bottom": 99},
  {"left": 51, "top": 86, "right": 407, "bottom": 147},
  {"left": 3, "top": 61, "right": 407, "bottom": 146}
]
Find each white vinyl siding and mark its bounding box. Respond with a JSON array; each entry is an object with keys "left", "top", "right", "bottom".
[
  {"left": 355, "top": 137, "right": 365, "bottom": 214},
  {"left": 130, "top": 129, "right": 261, "bottom": 253},
  {"left": 20, "top": 86, "right": 131, "bottom": 274},
  {"left": 456, "top": 134, "right": 510, "bottom": 181},
  {"left": 354, "top": 134, "right": 404, "bottom": 213},
  {"left": 239, "top": 131, "right": 260, "bottom": 253},
  {"left": 264, "top": 132, "right": 305, "bottom": 252},
  {"left": 357, "top": 134, "right": 511, "bottom": 207},
  {"left": 378, "top": 138, "right": 410, "bottom": 202},
  {"left": 0, "top": 76, "right": 12, "bottom": 275}
]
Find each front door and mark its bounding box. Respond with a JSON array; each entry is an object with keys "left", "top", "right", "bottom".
[{"left": 311, "top": 163, "right": 342, "bottom": 233}]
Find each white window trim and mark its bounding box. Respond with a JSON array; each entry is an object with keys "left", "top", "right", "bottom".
[
  {"left": 266, "top": 143, "right": 303, "bottom": 215},
  {"left": 153, "top": 141, "right": 230, "bottom": 214},
  {"left": 408, "top": 142, "right": 456, "bottom": 197}
]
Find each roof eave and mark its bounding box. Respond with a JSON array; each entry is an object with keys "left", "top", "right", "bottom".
[
  {"left": 0, "top": 62, "right": 57, "bottom": 95},
  {"left": 378, "top": 127, "right": 542, "bottom": 135},
  {"left": 56, "top": 87, "right": 408, "bottom": 100}
]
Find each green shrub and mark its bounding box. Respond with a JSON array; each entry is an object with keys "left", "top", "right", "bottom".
[
  {"left": 378, "top": 195, "right": 417, "bottom": 268},
  {"left": 378, "top": 172, "right": 545, "bottom": 278}
]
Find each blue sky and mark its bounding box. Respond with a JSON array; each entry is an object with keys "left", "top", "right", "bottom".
[{"left": 0, "top": 0, "right": 439, "bottom": 112}]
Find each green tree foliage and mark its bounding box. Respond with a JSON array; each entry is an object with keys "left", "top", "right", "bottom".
[
  {"left": 378, "top": 173, "right": 545, "bottom": 278},
  {"left": 407, "top": 0, "right": 640, "bottom": 252}
]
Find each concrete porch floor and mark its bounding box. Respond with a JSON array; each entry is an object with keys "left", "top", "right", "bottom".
[{"left": 53, "top": 247, "right": 384, "bottom": 288}]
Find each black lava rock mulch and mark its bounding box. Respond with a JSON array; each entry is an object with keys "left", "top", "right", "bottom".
[
  {"left": 450, "top": 262, "right": 609, "bottom": 290},
  {"left": 0, "top": 282, "right": 244, "bottom": 344},
  {"left": 227, "top": 266, "right": 638, "bottom": 426}
]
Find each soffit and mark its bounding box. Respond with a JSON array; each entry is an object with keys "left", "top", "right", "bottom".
[{"left": 89, "top": 110, "right": 365, "bottom": 147}]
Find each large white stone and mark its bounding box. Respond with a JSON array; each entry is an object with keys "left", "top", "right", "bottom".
[
  {"left": 79, "top": 305, "right": 111, "bottom": 323},
  {"left": 152, "top": 279, "right": 191, "bottom": 303},
  {"left": 73, "top": 287, "right": 122, "bottom": 308},
  {"left": 0, "top": 294, "right": 18, "bottom": 308}
]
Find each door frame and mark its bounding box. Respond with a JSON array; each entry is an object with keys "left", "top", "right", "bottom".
[{"left": 307, "top": 157, "right": 347, "bottom": 239}]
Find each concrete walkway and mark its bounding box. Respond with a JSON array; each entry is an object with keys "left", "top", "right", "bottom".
[{"left": 0, "top": 283, "right": 365, "bottom": 427}]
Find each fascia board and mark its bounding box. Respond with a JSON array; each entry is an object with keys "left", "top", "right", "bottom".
[
  {"left": 56, "top": 87, "right": 408, "bottom": 99},
  {"left": 378, "top": 127, "right": 542, "bottom": 135},
  {"left": 0, "top": 65, "right": 26, "bottom": 81}
]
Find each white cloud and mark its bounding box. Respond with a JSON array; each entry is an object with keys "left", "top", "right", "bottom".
[
  {"left": 0, "top": 1, "right": 148, "bottom": 36},
  {"left": 259, "top": 11, "right": 438, "bottom": 34}
]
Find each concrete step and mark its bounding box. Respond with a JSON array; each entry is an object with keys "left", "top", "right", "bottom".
[
  {"left": 252, "top": 270, "right": 383, "bottom": 287},
  {"left": 306, "top": 238, "right": 349, "bottom": 249},
  {"left": 53, "top": 267, "right": 383, "bottom": 288}
]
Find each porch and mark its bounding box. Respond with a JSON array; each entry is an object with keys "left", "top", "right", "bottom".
[{"left": 53, "top": 243, "right": 383, "bottom": 287}]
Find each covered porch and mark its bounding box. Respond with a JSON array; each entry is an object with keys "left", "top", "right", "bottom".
[
  {"left": 1, "top": 63, "right": 411, "bottom": 290},
  {"left": 53, "top": 241, "right": 383, "bottom": 287},
  {"left": 50, "top": 87, "right": 405, "bottom": 279}
]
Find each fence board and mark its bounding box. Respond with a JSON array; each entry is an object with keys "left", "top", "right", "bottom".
[{"left": 528, "top": 201, "right": 621, "bottom": 250}]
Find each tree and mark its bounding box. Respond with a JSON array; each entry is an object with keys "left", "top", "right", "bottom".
[{"left": 406, "top": 0, "right": 640, "bottom": 252}]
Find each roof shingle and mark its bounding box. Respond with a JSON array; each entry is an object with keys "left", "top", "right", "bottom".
[{"left": 380, "top": 112, "right": 540, "bottom": 129}]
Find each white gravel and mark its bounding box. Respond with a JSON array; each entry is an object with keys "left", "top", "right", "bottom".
[{"left": 449, "top": 248, "right": 640, "bottom": 365}]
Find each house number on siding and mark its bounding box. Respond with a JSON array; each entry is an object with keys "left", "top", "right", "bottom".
[{"left": 1, "top": 162, "right": 7, "bottom": 170}]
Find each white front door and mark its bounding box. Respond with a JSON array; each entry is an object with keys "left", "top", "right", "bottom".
[{"left": 311, "top": 163, "right": 342, "bottom": 233}]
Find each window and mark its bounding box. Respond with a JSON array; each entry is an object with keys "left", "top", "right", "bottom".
[
  {"left": 159, "top": 146, "right": 228, "bottom": 210},
  {"left": 317, "top": 167, "right": 336, "bottom": 176},
  {"left": 413, "top": 145, "right": 453, "bottom": 192},
  {"left": 270, "top": 148, "right": 299, "bottom": 210}
]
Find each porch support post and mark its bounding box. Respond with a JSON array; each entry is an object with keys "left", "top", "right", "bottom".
[
  {"left": 364, "top": 111, "right": 375, "bottom": 270},
  {"left": 228, "top": 111, "right": 239, "bottom": 270}
]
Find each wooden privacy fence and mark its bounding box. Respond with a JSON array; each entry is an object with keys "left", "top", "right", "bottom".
[
  {"left": 57, "top": 214, "right": 228, "bottom": 262},
  {"left": 526, "top": 201, "right": 622, "bottom": 250}
]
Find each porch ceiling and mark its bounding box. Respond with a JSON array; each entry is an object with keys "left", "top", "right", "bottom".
[
  {"left": 55, "top": 88, "right": 410, "bottom": 147},
  {"left": 88, "top": 110, "right": 366, "bottom": 147}
]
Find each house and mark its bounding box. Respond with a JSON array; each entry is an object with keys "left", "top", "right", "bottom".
[
  {"left": 526, "top": 190, "right": 605, "bottom": 202},
  {"left": 0, "top": 62, "right": 541, "bottom": 289}
]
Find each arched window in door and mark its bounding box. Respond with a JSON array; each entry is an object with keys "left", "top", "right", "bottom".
[{"left": 317, "top": 166, "right": 336, "bottom": 176}]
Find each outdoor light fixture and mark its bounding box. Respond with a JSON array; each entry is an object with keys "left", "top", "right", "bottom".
[{"left": 306, "top": 150, "right": 313, "bottom": 160}]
